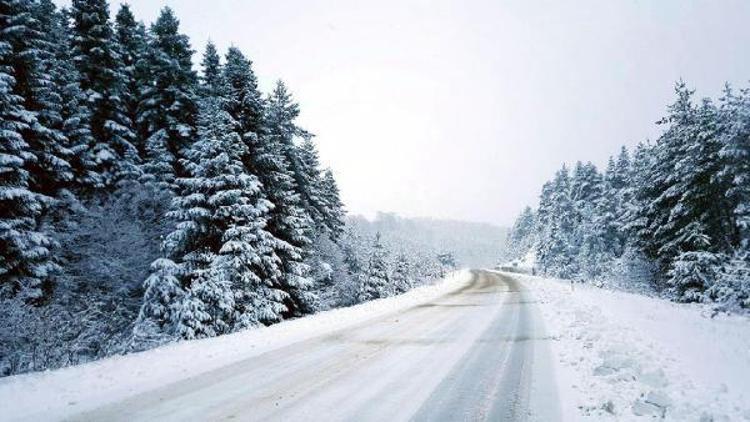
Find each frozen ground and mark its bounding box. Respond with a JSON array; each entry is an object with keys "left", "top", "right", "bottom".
[{"left": 514, "top": 272, "right": 750, "bottom": 421}]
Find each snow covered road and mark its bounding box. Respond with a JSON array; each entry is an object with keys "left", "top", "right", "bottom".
[{"left": 69, "top": 270, "right": 560, "bottom": 421}]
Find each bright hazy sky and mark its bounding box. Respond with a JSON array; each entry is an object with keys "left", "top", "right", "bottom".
[{"left": 58, "top": 0, "right": 750, "bottom": 226}]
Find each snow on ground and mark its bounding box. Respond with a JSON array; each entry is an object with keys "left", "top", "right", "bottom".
[
  {"left": 0, "top": 270, "right": 472, "bottom": 422},
  {"left": 514, "top": 272, "right": 750, "bottom": 421}
]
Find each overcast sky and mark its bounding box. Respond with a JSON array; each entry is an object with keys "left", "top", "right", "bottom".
[{"left": 57, "top": 0, "right": 750, "bottom": 226}]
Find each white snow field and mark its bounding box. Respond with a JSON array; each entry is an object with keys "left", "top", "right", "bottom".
[
  {"left": 2, "top": 269, "right": 747, "bottom": 421},
  {"left": 514, "top": 272, "right": 750, "bottom": 421}
]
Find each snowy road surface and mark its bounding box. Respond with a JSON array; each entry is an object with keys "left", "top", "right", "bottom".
[{"left": 71, "top": 271, "right": 559, "bottom": 421}]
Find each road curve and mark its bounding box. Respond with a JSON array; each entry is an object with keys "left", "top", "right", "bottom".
[{"left": 71, "top": 270, "right": 560, "bottom": 422}]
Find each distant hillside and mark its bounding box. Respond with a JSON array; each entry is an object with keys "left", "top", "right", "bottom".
[{"left": 348, "top": 212, "right": 508, "bottom": 268}]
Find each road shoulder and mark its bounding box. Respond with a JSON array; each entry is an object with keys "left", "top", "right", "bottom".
[{"left": 514, "top": 272, "right": 750, "bottom": 421}]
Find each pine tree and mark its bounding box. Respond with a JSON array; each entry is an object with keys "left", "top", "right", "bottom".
[
  {"left": 0, "top": 0, "right": 59, "bottom": 302},
  {"left": 114, "top": 3, "right": 149, "bottom": 156},
  {"left": 298, "top": 137, "right": 335, "bottom": 230},
  {"left": 297, "top": 136, "right": 324, "bottom": 219},
  {"left": 70, "top": 0, "right": 139, "bottom": 188},
  {"left": 358, "top": 233, "right": 390, "bottom": 301},
  {"left": 714, "top": 85, "right": 750, "bottom": 308},
  {"left": 587, "top": 149, "right": 633, "bottom": 277},
  {"left": 594, "top": 156, "right": 622, "bottom": 254},
  {"left": 258, "top": 80, "right": 345, "bottom": 238},
  {"left": 139, "top": 7, "right": 197, "bottom": 188},
  {"left": 222, "top": 49, "right": 306, "bottom": 315},
  {"left": 48, "top": 5, "right": 100, "bottom": 193},
  {"left": 223, "top": 46, "right": 264, "bottom": 141},
  {"left": 9, "top": 0, "right": 73, "bottom": 198},
  {"left": 174, "top": 251, "right": 233, "bottom": 339},
  {"left": 319, "top": 168, "right": 346, "bottom": 238},
  {"left": 611, "top": 146, "right": 633, "bottom": 248},
  {"left": 667, "top": 240, "right": 725, "bottom": 303},
  {"left": 621, "top": 142, "right": 653, "bottom": 249},
  {"left": 570, "top": 161, "right": 603, "bottom": 209},
  {"left": 136, "top": 257, "right": 184, "bottom": 338},
  {"left": 342, "top": 226, "right": 365, "bottom": 280},
  {"left": 612, "top": 147, "right": 632, "bottom": 192},
  {"left": 655, "top": 97, "right": 736, "bottom": 301},
  {"left": 670, "top": 98, "right": 736, "bottom": 254},
  {"left": 391, "top": 253, "right": 412, "bottom": 294},
  {"left": 264, "top": 80, "right": 317, "bottom": 316},
  {"left": 194, "top": 100, "right": 287, "bottom": 330},
  {"left": 534, "top": 181, "right": 554, "bottom": 273},
  {"left": 570, "top": 162, "right": 606, "bottom": 279},
  {"left": 199, "top": 41, "right": 223, "bottom": 98},
  {"left": 719, "top": 85, "right": 750, "bottom": 247},
  {"left": 544, "top": 165, "right": 577, "bottom": 278},
  {"left": 637, "top": 82, "right": 736, "bottom": 281},
  {"left": 507, "top": 206, "right": 535, "bottom": 259},
  {"left": 633, "top": 82, "right": 697, "bottom": 265},
  {"left": 707, "top": 252, "right": 750, "bottom": 310},
  {"left": 139, "top": 99, "right": 288, "bottom": 338}
]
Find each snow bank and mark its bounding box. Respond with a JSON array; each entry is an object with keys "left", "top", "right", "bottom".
[
  {"left": 0, "top": 270, "right": 472, "bottom": 422},
  {"left": 514, "top": 273, "right": 750, "bottom": 421}
]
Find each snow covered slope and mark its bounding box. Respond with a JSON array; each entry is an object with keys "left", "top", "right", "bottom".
[{"left": 514, "top": 272, "right": 750, "bottom": 421}]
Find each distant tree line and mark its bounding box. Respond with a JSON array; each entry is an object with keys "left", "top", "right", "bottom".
[
  {"left": 506, "top": 81, "right": 750, "bottom": 311},
  {"left": 334, "top": 219, "right": 459, "bottom": 307}
]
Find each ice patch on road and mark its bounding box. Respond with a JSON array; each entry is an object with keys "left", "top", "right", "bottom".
[
  {"left": 512, "top": 272, "right": 750, "bottom": 421},
  {"left": 0, "top": 270, "right": 472, "bottom": 422}
]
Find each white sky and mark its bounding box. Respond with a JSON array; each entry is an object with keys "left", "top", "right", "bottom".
[{"left": 57, "top": 0, "right": 750, "bottom": 226}]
